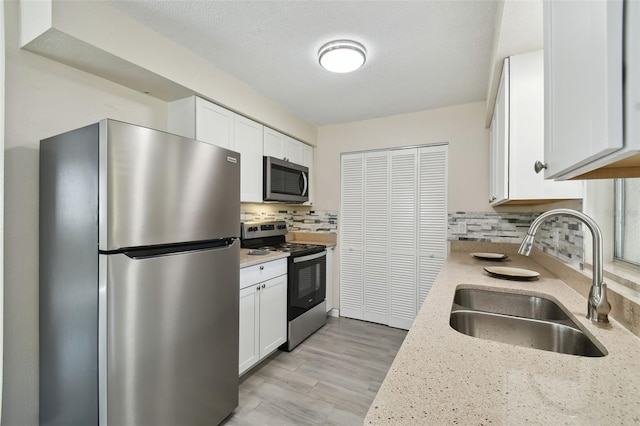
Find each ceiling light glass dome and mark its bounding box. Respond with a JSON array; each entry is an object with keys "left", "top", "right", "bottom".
[{"left": 318, "top": 40, "right": 367, "bottom": 73}]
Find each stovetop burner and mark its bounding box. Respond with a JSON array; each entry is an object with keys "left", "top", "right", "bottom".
[
  {"left": 253, "top": 242, "right": 324, "bottom": 255},
  {"left": 241, "top": 221, "right": 326, "bottom": 257}
]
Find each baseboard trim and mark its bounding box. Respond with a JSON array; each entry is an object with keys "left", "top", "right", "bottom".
[{"left": 327, "top": 308, "right": 339, "bottom": 318}]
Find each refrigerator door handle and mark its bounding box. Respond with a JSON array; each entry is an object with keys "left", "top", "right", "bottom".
[{"left": 118, "top": 238, "right": 238, "bottom": 259}]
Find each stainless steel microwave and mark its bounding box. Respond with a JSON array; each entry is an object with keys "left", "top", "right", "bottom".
[{"left": 263, "top": 156, "right": 309, "bottom": 203}]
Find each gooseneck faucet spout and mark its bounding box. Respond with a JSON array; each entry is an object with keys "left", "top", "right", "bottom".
[{"left": 518, "top": 208, "right": 611, "bottom": 323}]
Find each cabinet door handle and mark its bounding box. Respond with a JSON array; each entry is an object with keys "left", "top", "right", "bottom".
[
  {"left": 256, "top": 285, "right": 261, "bottom": 291},
  {"left": 489, "top": 196, "right": 496, "bottom": 202},
  {"left": 259, "top": 265, "right": 264, "bottom": 270},
  {"left": 262, "top": 284, "right": 266, "bottom": 289},
  {"left": 534, "top": 161, "right": 547, "bottom": 174}
]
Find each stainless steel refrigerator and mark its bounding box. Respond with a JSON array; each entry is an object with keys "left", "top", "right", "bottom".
[{"left": 39, "top": 119, "right": 240, "bottom": 426}]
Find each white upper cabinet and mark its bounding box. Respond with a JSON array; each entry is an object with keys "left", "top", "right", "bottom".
[
  {"left": 194, "top": 98, "right": 235, "bottom": 150},
  {"left": 263, "top": 127, "right": 305, "bottom": 165},
  {"left": 168, "top": 96, "right": 263, "bottom": 203},
  {"left": 285, "top": 138, "right": 304, "bottom": 165},
  {"left": 489, "top": 58, "right": 509, "bottom": 205},
  {"left": 263, "top": 127, "right": 286, "bottom": 160},
  {"left": 302, "top": 144, "right": 313, "bottom": 168},
  {"left": 168, "top": 96, "right": 234, "bottom": 149},
  {"left": 544, "top": 0, "right": 640, "bottom": 179},
  {"left": 234, "top": 116, "right": 264, "bottom": 203},
  {"left": 489, "top": 50, "right": 583, "bottom": 206}
]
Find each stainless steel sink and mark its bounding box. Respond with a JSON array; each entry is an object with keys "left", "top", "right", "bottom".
[
  {"left": 450, "top": 287, "right": 607, "bottom": 357},
  {"left": 453, "top": 288, "right": 570, "bottom": 321}
]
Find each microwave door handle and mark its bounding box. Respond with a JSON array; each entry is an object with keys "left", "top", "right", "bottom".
[{"left": 300, "top": 172, "right": 308, "bottom": 196}]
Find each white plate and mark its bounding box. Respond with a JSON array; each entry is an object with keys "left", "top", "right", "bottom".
[
  {"left": 470, "top": 252, "right": 508, "bottom": 261},
  {"left": 484, "top": 266, "right": 540, "bottom": 280}
]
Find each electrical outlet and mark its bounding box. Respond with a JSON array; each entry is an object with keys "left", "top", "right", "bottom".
[
  {"left": 553, "top": 228, "right": 561, "bottom": 247},
  {"left": 458, "top": 222, "right": 467, "bottom": 234}
]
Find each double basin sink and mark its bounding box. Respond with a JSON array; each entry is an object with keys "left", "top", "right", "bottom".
[{"left": 449, "top": 287, "right": 606, "bottom": 357}]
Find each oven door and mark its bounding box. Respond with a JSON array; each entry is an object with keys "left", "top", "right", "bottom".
[{"left": 288, "top": 250, "right": 326, "bottom": 319}]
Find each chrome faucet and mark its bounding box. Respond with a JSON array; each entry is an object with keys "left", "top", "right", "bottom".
[{"left": 518, "top": 208, "right": 611, "bottom": 323}]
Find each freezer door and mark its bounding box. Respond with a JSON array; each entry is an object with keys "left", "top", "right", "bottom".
[
  {"left": 99, "top": 120, "right": 240, "bottom": 250},
  {"left": 102, "top": 240, "right": 239, "bottom": 426}
]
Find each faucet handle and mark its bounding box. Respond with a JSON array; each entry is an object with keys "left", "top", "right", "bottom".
[
  {"left": 517, "top": 234, "right": 536, "bottom": 256},
  {"left": 588, "top": 282, "right": 611, "bottom": 323}
]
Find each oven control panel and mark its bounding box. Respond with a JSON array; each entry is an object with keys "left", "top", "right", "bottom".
[{"left": 241, "top": 220, "right": 288, "bottom": 240}]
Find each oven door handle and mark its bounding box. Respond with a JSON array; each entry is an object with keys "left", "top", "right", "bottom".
[{"left": 293, "top": 251, "right": 326, "bottom": 263}]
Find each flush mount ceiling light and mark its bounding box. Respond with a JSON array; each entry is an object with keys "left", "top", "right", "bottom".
[{"left": 318, "top": 40, "right": 367, "bottom": 73}]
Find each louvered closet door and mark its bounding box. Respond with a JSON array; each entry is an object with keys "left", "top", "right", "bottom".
[
  {"left": 417, "top": 145, "right": 448, "bottom": 309},
  {"left": 389, "top": 149, "right": 418, "bottom": 330},
  {"left": 363, "top": 152, "right": 389, "bottom": 324},
  {"left": 340, "top": 154, "right": 365, "bottom": 320}
]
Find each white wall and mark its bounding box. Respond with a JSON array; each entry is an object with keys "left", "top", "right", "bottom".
[
  {"left": 3, "top": 0, "right": 167, "bottom": 423},
  {"left": 583, "top": 180, "right": 615, "bottom": 265},
  {"left": 315, "top": 101, "right": 490, "bottom": 212}
]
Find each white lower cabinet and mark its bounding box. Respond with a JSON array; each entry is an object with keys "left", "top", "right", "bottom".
[{"left": 239, "top": 259, "right": 287, "bottom": 376}]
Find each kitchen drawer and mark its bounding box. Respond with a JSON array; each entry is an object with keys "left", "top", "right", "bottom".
[{"left": 240, "top": 258, "right": 287, "bottom": 289}]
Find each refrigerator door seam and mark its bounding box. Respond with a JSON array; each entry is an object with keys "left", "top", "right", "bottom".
[
  {"left": 98, "top": 254, "right": 108, "bottom": 426},
  {"left": 98, "top": 121, "right": 108, "bottom": 252}
]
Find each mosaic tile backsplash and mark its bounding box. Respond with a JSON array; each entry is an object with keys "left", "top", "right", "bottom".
[
  {"left": 240, "top": 207, "right": 338, "bottom": 233},
  {"left": 239, "top": 207, "right": 584, "bottom": 267},
  {"left": 448, "top": 212, "right": 584, "bottom": 267}
]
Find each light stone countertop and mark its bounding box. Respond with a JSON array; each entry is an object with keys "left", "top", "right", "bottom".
[
  {"left": 365, "top": 244, "right": 640, "bottom": 425},
  {"left": 286, "top": 231, "right": 337, "bottom": 248},
  {"left": 240, "top": 249, "right": 289, "bottom": 268}
]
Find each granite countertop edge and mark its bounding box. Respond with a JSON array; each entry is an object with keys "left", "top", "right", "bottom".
[
  {"left": 364, "top": 242, "right": 640, "bottom": 425},
  {"left": 287, "top": 231, "right": 337, "bottom": 247},
  {"left": 240, "top": 249, "right": 290, "bottom": 268}
]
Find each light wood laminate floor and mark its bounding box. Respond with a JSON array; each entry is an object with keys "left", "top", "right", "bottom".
[{"left": 223, "top": 316, "right": 407, "bottom": 425}]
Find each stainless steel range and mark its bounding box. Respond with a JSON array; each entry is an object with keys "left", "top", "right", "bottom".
[{"left": 241, "top": 220, "right": 327, "bottom": 351}]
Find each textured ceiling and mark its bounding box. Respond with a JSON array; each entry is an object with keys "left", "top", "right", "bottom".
[{"left": 108, "top": 1, "right": 498, "bottom": 127}]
